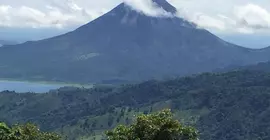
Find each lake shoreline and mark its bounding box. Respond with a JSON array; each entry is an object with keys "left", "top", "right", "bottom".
[
  {"left": 0, "top": 79, "right": 94, "bottom": 93},
  {"left": 0, "top": 78, "right": 93, "bottom": 88}
]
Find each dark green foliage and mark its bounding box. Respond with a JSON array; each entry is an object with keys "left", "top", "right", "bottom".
[
  {"left": 143, "top": 110, "right": 148, "bottom": 115},
  {"left": 125, "top": 117, "right": 129, "bottom": 125},
  {"left": 91, "top": 120, "right": 97, "bottom": 128},
  {"left": 127, "top": 107, "right": 132, "bottom": 112},
  {"left": 0, "top": 122, "right": 61, "bottom": 140},
  {"left": 120, "top": 108, "right": 125, "bottom": 117},
  {"left": 106, "top": 109, "right": 198, "bottom": 140},
  {"left": 116, "top": 117, "right": 120, "bottom": 123},
  {"left": 107, "top": 115, "right": 114, "bottom": 127},
  {"left": 108, "top": 106, "right": 115, "bottom": 114},
  {"left": 2, "top": 70, "right": 270, "bottom": 139}
]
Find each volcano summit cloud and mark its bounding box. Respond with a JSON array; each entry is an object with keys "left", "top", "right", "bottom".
[{"left": 124, "top": 0, "right": 174, "bottom": 17}]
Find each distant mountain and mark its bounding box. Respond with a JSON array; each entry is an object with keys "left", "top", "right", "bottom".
[
  {"left": 234, "top": 61, "right": 270, "bottom": 72},
  {"left": 0, "top": 40, "right": 18, "bottom": 46},
  {"left": 0, "top": 0, "right": 270, "bottom": 84}
]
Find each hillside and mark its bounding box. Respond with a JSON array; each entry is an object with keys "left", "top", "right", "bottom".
[
  {"left": 1, "top": 70, "right": 270, "bottom": 139},
  {"left": 1, "top": 0, "right": 270, "bottom": 84},
  {"left": 0, "top": 40, "right": 18, "bottom": 46}
]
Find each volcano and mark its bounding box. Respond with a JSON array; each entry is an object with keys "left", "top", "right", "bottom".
[
  {"left": 0, "top": 0, "right": 270, "bottom": 84},
  {"left": 152, "top": 0, "right": 177, "bottom": 13}
]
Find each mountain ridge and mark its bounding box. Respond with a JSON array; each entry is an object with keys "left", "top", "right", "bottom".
[{"left": 0, "top": 0, "right": 270, "bottom": 84}]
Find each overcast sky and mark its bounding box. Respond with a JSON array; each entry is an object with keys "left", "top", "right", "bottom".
[{"left": 0, "top": 0, "right": 270, "bottom": 48}]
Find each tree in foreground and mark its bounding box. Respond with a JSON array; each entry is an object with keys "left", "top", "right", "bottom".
[
  {"left": 106, "top": 109, "right": 199, "bottom": 140},
  {"left": 0, "top": 122, "right": 61, "bottom": 140}
]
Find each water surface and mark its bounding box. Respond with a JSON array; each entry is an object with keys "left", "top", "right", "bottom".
[{"left": 0, "top": 80, "right": 73, "bottom": 93}]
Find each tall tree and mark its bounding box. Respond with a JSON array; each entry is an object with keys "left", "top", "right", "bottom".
[{"left": 106, "top": 109, "right": 198, "bottom": 140}]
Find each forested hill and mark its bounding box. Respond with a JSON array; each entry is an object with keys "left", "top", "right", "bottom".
[{"left": 1, "top": 70, "right": 270, "bottom": 139}]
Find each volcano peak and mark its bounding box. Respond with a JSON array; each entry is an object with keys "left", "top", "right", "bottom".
[{"left": 152, "top": 0, "right": 177, "bottom": 14}]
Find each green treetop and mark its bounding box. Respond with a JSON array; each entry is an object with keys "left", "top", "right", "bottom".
[
  {"left": 106, "top": 109, "right": 199, "bottom": 140},
  {"left": 0, "top": 122, "right": 61, "bottom": 140}
]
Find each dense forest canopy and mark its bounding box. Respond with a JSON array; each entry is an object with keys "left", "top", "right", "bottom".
[
  {"left": 0, "top": 122, "right": 60, "bottom": 140},
  {"left": 1, "top": 70, "right": 270, "bottom": 139}
]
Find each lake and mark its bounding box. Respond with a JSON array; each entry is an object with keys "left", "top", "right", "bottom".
[{"left": 0, "top": 80, "right": 77, "bottom": 93}]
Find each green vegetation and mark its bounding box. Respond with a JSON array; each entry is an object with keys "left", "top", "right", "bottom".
[
  {"left": 106, "top": 109, "right": 198, "bottom": 140},
  {"left": 1, "top": 70, "right": 270, "bottom": 139},
  {"left": 0, "top": 122, "right": 60, "bottom": 140}
]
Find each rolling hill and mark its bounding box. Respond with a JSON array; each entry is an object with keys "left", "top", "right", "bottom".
[{"left": 2, "top": 70, "right": 270, "bottom": 139}]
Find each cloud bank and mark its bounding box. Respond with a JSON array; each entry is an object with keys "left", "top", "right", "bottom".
[
  {"left": 0, "top": 0, "right": 104, "bottom": 28},
  {"left": 173, "top": 1, "right": 270, "bottom": 34},
  {"left": 0, "top": 0, "right": 270, "bottom": 35},
  {"left": 235, "top": 4, "right": 270, "bottom": 30}
]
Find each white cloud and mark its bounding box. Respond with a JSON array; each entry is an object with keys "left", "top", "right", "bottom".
[
  {"left": 173, "top": 1, "right": 270, "bottom": 34},
  {"left": 0, "top": 0, "right": 105, "bottom": 28},
  {"left": 0, "top": 0, "right": 176, "bottom": 29},
  {"left": 184, "top": 13, "right": 226, "bottom": 30},
  {"left": 234, "top": 4, "right": 270, "bottom": 29},
  {"left": 236, "top": 27, "right": 254, "bottom": 34},
  {"left": 0, "top": 0, "right": 270, "bottom": 35},
  {"left": 0, "top": 5, "right": 11, "bottom": 13},
  {"left": 124, "top": 0, "right": 173, "bottom": 17}
]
